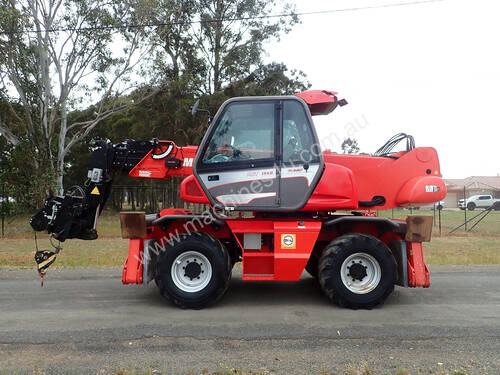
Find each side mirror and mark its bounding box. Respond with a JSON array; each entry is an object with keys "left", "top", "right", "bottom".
[
  {"left": 191, "top": 99, "right": 200, "bottom": 116},
  {"left": 190, "top": 99, "right": 213, "bottom": 124}
]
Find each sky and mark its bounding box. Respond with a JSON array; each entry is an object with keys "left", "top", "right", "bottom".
[{"left": 266, "top": 0, "right": 500, "bottom": 179}]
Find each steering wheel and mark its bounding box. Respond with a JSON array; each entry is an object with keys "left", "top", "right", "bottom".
[
  {"left": 207, "top": 153, "right": 231, "bottom": 163},
  {"left": 221, "top": 144, "right": 250, "bottom": 160}
]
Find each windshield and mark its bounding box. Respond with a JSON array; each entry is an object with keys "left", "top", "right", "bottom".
[{"left": 202, "top": 102, "right": 275, "bottom": 164}]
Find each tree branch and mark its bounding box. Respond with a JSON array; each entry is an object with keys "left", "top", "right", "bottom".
[{"left": 0, "top": 116, "right": 20, "bottom": 146}]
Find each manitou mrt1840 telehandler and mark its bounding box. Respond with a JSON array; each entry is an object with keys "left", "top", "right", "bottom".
[{"left": 31, "top": 90, "right": 446, "bottom": 309}]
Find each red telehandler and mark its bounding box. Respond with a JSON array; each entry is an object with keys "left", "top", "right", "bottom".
[{"left": 30, "top": 90, "right": 446, "bottom": 309}]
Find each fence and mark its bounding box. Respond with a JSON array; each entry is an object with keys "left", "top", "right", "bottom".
[
  {"left": 0, "top": 180, "right": 210, "bottom": 237},
  {"left": 0, "top": 181, "right": 498, "bottom": 237},
  {"left": 108, "top": 182, "right": 210, "bottom": 214},
  {"left": 382, "top": 192, "right": 499, "bottom": 236}
]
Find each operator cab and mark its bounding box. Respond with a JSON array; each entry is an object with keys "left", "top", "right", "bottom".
[{"left": 193, "top": 96, "right": 324, "bottom": 211}]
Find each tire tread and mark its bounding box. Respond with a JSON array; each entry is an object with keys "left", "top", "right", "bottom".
[
  {"left": 155, "top": 231, "right": 231, "bottom": 309},
  {"left": 318, "top": 233, "right": 396, "bottom": 309}
]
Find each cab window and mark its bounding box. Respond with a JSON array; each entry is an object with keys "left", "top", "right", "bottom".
[
  {"left": 282, "top": 100, "right": 317, "bottom": 163},
  {"left": 202, "top": 102, "right": 275, "bottom": 164}
]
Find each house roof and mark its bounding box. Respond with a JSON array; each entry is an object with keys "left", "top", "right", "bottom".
[{"left": 445, "top": 176, "right": 500, "bottom": 191}]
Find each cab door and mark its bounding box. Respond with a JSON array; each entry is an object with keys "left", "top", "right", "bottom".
[
  {"left": 194, "top": 99, "right": 280, "bottom": 210},
  {"left": 278, "top": 99, "right": 323, "bottom": 210}
]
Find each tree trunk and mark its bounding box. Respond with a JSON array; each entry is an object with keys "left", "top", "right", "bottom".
[
  {"left": 56, "top": 103, "right": 69, "bottom": 194},
  {"left": 213, "top": 0, "right": 223, "bottom": 92}
]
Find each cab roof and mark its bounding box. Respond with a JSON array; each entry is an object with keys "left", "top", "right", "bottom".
[{"left": 295, "top": 90, "right": 346, "bottom": 116}]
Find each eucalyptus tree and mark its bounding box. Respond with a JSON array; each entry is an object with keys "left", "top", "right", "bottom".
[
  {"left": 192, "top": 0, "right": 299, "bottom": 94},
  {"left": 0, "top": 0, "right": 154, "bottom": 192}
]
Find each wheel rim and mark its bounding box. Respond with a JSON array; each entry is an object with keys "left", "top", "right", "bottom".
[
  {"left": 171, "top": 251, "right": 212, "bottom": 293},
  {"left": 340, "top": 252, "right": 382, "bottom": 294}
]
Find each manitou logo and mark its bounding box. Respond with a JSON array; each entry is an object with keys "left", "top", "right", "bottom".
[{"left": 183, "top": 158, "right": 194, "bottom": 167}]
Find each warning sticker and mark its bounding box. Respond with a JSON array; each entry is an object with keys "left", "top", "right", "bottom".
[
  {"left": 90, "top": 186, "right": 100, "bottom": 195},
  {"left": 281, "top": 234, "right": 296, "bottom": 249}
]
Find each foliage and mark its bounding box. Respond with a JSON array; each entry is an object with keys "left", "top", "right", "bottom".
[
  {"left": 192, "top": 0, "right": 299, "bottom": 94},
  {"left": 0, "top": 0, "right": 310, "bottom": 205},
  {"left": 0, "top": 136, "right": 57, "bottom": 211},
  {"left": 341, "top": 137, "right": 360, "bottom": 154},
  {"left": 0, "top": 0, "right": 153, "bottom": 192}
]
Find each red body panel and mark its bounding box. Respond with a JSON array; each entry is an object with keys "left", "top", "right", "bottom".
[
  {"left": 180, "top": 175, "right": 210, "bottom": 204},
  {"left": 323, "top": 147, "right": 446, "bottom": 210},
  {"left": 294, "top": 90, "right": 339, "bottom": 115},
  {"left": 225, "top": 219, "right": 321, "bottom": 281},
  {"left": 302, "top": 162, "right": 358, "bottom": 211},
  {"left": 129, "top": 145, "right": 198, "bottom": 179},
  {"left": 273, "top": 221, "right": 321, "bottom": 280}
]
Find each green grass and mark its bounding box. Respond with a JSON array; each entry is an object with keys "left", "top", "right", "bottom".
[
  {"left": 0, "top": 210, "right": 123, "bottom": 239},
  {"left": 0, "top": 209, "right": 498, "bottom": 268},
  {"left": 423, "top": 235, "right": 500, "bottom": 265},
  {"left": 378, "top": 208, "right": 500, "bottom": 236},
  {"left": 379, "top": 209, "right": 500, "bottom": 265},
  {"left": 0, "top": 237, "right": 128, "bottom": 268}
]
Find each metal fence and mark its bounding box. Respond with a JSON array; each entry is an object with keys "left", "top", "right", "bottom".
[
  {"left": 0, "top": 182, "right": 498, "bottom": 237},
  {"left": 108, "top": 182, "right": 209, "bottom": 214}
]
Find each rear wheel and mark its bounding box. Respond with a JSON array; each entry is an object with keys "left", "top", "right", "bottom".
[
  {"left": 155, "top": 232, "right": 231, "bottom": 309},
  {"left": 318, "top": 233, "right": 396, "bottom": 309}
]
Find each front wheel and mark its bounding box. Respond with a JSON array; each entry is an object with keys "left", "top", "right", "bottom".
[
  {"left": 155, "top": 232, "right": 231, "bottom": 309},
  {"left": 467, "top": 202, "right": 476, "bottom": 211},
  {"left": 318, "top": 233, "right": 396, "bottom": 309}
]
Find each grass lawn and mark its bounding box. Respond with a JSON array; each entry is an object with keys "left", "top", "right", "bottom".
[
  {"left": 0, "top": 209, "right": 498, "bottom": 268},
  {"left": 378, "top": 208, "right": 500, "bottom": 236}
]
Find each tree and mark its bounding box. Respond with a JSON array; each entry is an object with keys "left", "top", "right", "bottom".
[
  {"left": 0, "top": 0, "right": 310, "bottom": 208},
  {"left": 192, "top": 0, "right": 298, "bottom": 94},
  {"left": 341, "top": 137, "right": 360, "bottom": 154},
  {"left": 223, "top": 62, "right": 309, "bottom": 97},
  {"left": 0, "top": 0, "right": 153, "bottom": 192},
  {"left": 135, "top": 0, "right": 306, "bottom": 144}
]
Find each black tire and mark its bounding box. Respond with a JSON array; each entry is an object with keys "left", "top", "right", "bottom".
[
  {"left": 436, "top": 204, "right": 443, "bottom": 210},
  {"left": 318, "top": 233, "right": 396, "bottom": 309},
  {"left": 155, "top": 232, "right": 231, "bottom": 309},
  {"left": 467, "top": 202, "right": 476, "bottom": 211}
]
